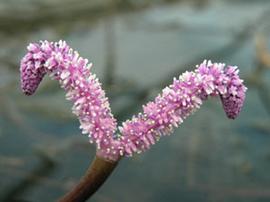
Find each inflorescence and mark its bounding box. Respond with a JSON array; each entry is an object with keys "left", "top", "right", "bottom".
[{"left": 21, "top": 40, "right": 247, "bottom": 161}]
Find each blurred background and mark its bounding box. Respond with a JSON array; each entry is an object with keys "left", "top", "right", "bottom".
[{"left": 1, "top": 0, "right": 270, "bottom": 201}]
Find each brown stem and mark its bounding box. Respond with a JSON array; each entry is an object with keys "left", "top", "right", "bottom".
[{"left": 58, "top": 155, "right": 119, "bottom": 202}]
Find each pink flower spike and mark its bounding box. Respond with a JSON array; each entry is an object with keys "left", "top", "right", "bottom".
[
  {"left": 20, "top": 40, "right": 118, "bottom": 161},
  {"left": 118, "top": 60, "right": 247, "bottom": 156}
]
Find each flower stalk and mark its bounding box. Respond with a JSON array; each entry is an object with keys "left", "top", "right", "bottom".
[{"left": 58, "top": 155, "right": 119, "bottom": 202}]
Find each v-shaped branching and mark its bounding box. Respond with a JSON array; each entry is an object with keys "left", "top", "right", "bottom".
[{"left": 21, "top": 40, "right": 247, "bottom": 162}]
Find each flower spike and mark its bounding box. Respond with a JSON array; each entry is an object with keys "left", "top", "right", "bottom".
[
  {"left": 20, "top": 40, "right": 118, "bottom": 160},
  {"left": 118, "top": 60, "right": 247, "bottom": 156}
]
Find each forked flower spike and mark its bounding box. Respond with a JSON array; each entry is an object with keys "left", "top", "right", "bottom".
[{"left": 20, "top": 40, "right": 247, "bottom": 202}]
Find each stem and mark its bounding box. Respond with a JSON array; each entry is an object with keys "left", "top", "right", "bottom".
[{"left": 58, "top": 155, "right": 119, "bottom": 202}]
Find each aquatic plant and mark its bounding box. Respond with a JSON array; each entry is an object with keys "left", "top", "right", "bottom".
[{"left": 20, "top": 40, "right": 247, "bottom": 202}]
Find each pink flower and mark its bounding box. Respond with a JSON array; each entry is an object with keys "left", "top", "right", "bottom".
[
  {"left": 20, "top": 40, "right": 119, "bottom": 160},
  {"left": 119, "top": 61, "right": 247, "bottom": 156},
  {"left": 21, "top": 41, "right": 247, "bottom": 161}
]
